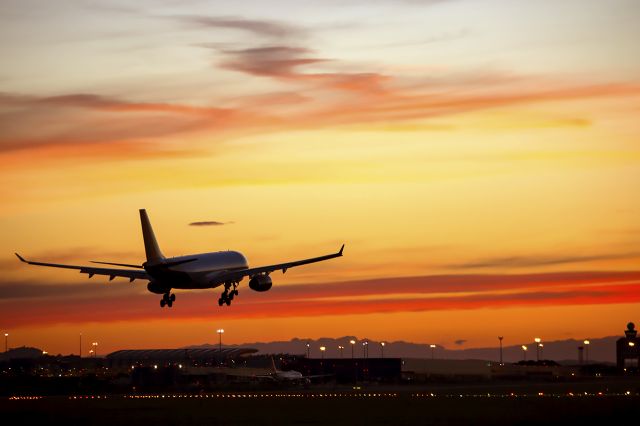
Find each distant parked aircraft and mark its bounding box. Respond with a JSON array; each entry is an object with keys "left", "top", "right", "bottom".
[
  {"left": 253, "top": 357, "right": 331, "bottom": 384},
  {"left": 16, "top": 209, "right": 344, "bottom": 308}
]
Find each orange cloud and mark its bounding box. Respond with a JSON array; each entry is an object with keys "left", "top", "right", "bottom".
[{"left": 2, "top": 270, "right": 638, "bottom": 328}]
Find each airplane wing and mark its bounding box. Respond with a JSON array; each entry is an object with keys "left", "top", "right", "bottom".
[
  {"left": 15, "top": 253, "right": 149, "bottom": 282},
  {"left": 213, "top": 244, "right": 344, "bottom": 283}
]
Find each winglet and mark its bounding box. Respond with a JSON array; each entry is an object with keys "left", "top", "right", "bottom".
[
  {"left": 15, "top": 253, "right": 27, "bottom": 263},
  {"left": 338, "top": 244, "right": 345, "bottom": 256}
]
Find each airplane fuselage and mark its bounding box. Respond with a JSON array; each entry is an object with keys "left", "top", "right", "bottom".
[{"left": 145, "top": 251, "right": 249, "bottom": 290}]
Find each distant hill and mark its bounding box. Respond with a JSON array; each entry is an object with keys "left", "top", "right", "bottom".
[{"left": 185, "top": 335, "right": 620, "bottom": 363}]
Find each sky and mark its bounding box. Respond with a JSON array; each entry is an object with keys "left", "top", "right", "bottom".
[{"left": 1, "top": 0, "right": 639, "bottom": 356}]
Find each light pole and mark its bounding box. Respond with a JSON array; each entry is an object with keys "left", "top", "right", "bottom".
[
  {"left": 306, "top": 342, "right": 310, "bottom": 358},
  {"left": 338, "top": 345, "right": 344, "bottom": 358},
  {"left": 92, "top": 342, "right": 98, "bottom": 358},
  {"left": 430, "top": 344, "right": 436, "bottom": 360},
  {"left": 362, "top": 341, "right": 368, "bottom": 358},
  {"left": 583, "top": 340, "right": 590, "bottom": 364},
  {"left": 381, "top": 342, "right": 385, "bottom": 358},
  {"left": 4, "top": 333, "right": 7, "bottom": 353},
  {"left": 498, "top": 336, "right": 503, "bottom": 365},
  {"left": 522, "top": 345, "right": 528, "bottom": 361},
  {"left": 320, "top": 346, "right": 326, "bottom": 360},
  {"left": 217, "top": 329, "right": 224, "bottom": 364},
  {"left": 350, "top": 340, "right": 356, "bottom": 358},
  {"left": 79, "top": 333, "right": 82, "bottom": 358},
  {"left": 538, "top": 343, "right": 544, "bottom": 361},
  {"left": 534, "top": 338, "right": 541, "bottom": 362}
]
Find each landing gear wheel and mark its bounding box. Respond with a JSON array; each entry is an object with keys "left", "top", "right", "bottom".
[
  {"left": 170, "top": 293, "right": 176, "bottom": 302},
  {"left": 167, "top": 300, "right": 173, "bottom": 308},
  {"left": 225, "top": 299, "right": 231, "bottom": 306},
  {"left": 218, "top": 298, "right": 224, "bottom": 306},
  {"left": 233, "top": 289, "right": 239, "bottom": 296},
  {"left": 160, "top": 299, "right": 166, "bottom": 308}
]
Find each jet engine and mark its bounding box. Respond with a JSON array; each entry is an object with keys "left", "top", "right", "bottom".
[
  {"left": 249, "top": 275, "right": 272, "bottom": 292},
  {"left": 147, "top": 281, "right": 170, "bottom": 294}
]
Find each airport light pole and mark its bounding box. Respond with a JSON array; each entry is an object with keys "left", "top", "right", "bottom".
[
  {"left": 79, "top": 333, "right": 82, "bottom": 358},
  {"left": 338, "top": 345, "right": 344, "bottom": 358},
  {"left": 583, "top": 340, "right": 590, "bottom": 364},
  {"left": 430, "top": 344, "right": 436, "bottom": 360},
  {"left": 521, "top": 345, "right": 527, "bottom": 361},
  {"left": 534, "top": 338, "right": 541, "bottom": 362},
  {"left": 92, "top": 342, "right": 98, "bottom": 358},
  {"left": 306, "top": 342, "right": 310, "bottom": 358},
  {"left": 320, "top": 346, "right": 326, "bottom": 360},
  {"left": 4, "top": 333, "right": 7, "bottom": 353},
  {"left": 350, "top": 340, "right": 356, "bottom": 358},
  {"left": 578, "top": 346, "right": 584, "bottom": 364},
  {"left": 217, "top": 329, "right": 224, "bottom": 364},
  {"left": 498, "top": 336, "right": 503, "bottom": 365},
  {"left": 538, "top": 343, "right": 544, "bottom": 360},
  {"left": 381, "top": 342, "right": 385, "bottom": 358},
  {"left": 362, "top": 341, "right": 368, "bottom": 358}
]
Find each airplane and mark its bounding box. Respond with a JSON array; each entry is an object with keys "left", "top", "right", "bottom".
[
  {"left": 253, "top": 357, "right": 331, "bottom": 384},
  {"left": 15, "top": 209, "right": 344, "bottom": 308}
]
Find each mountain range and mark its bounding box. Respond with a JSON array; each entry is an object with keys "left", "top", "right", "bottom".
[{"left": 187, "top": 335, "right": 622, "bottom": 364}]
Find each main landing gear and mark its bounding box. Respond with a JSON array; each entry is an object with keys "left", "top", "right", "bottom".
[
  {"left": 160, "top": 292, "right": 176, "bottom": 308},
  {"left": 218, "top": 282, "right": 239, "bottom": 307}
]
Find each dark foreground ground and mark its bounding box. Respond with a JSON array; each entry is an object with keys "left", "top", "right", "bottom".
[{"left": 3, "top": 379, "right": 640, "bottom": 426}]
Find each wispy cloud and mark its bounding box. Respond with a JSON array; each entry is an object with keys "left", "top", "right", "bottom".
[
  {"left": 449, "top": 252, "right": 640, "bottom": 269},
  {"left": 173, "top": 15, "right": 306, "bottom": 39}
]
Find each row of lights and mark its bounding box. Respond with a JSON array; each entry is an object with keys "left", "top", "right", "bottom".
[
  {"left": 8, "top": 391, "right": 632, "bottom": 401},
  {"left": 8, "top": 396, "right": 42, "bottom": 400},
  {"left": 120, "top": 393, "right": 400, "bottom": 399}
]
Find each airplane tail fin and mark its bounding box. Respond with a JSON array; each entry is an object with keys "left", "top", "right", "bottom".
[{"left": 139, "top": 209, "right": 165, "bottom": 262}]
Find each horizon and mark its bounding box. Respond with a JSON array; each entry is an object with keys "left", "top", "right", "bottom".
[
  {"left": 3, "top": 331, "right": 624, "bottom": 363},
  {"left": 1, "top": 0, "right": 639, "bottom": 356}
]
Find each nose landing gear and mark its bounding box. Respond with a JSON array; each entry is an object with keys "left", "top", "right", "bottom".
[
  {"left": 218, "top": 282, "right": 239, "bottom": 307},
  {"left": 160, "top": 292, "right": 176, "bottom": 308}
]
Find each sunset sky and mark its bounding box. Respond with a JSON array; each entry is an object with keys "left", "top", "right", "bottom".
[{"left": 1, "top": 0, "right": 639, "bottom": 356}]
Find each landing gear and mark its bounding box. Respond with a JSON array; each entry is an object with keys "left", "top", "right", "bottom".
[
  {"left": 218, "top": 282, "right": 239, "bottom": 307},
  {"left": 160, "top": 292, "right": 175, "bottom": 308}
]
